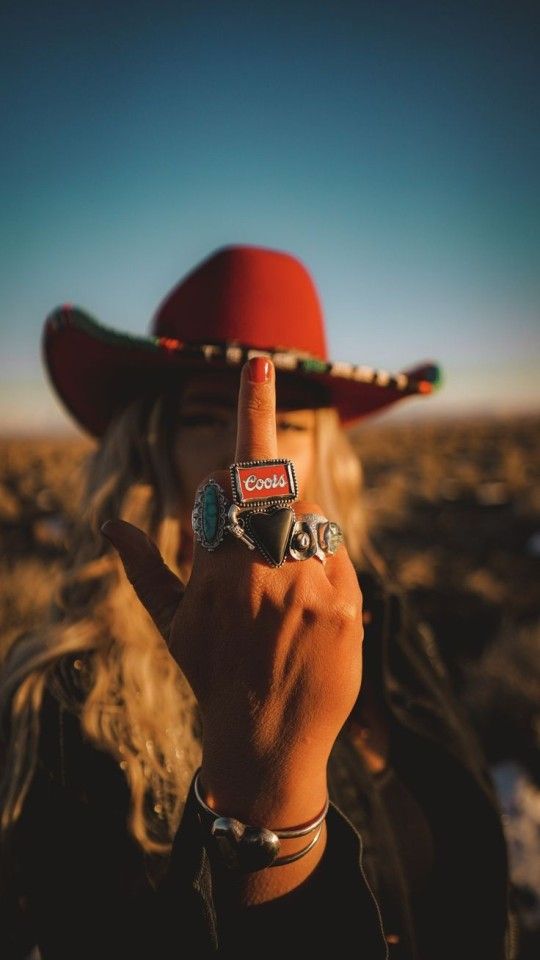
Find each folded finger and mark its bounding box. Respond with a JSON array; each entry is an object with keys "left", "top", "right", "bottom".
[{"left": 101, "top": 519, "right": 185, "bottom": 643}]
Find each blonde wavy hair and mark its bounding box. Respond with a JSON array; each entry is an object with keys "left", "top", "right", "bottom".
[{"left": 0, "top": 388, "right": 368, "bottom": 855}]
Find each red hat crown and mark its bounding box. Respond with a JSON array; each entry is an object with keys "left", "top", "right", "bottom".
[{"left": 152, "top": 245, "right": 329, "bottom": 360}]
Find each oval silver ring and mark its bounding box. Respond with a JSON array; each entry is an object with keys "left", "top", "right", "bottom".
[{"left": 288, "top": 514, "right": 344, "bottom": 563}]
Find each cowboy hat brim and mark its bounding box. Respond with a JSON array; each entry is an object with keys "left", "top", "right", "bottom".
[{"left": 43, "top": 306, "right": 441, "bottom": 438}]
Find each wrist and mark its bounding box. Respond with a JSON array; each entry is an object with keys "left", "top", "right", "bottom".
[
  {"left": 193, "top": 768, "right": 329, "bottom": 874},
  {"left": 199, "top": 756, "right": 328, "bottom": 829}
]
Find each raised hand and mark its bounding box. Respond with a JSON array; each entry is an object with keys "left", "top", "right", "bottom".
[{"left": 103, "top": 357, "right": 364, "bottom": 850}]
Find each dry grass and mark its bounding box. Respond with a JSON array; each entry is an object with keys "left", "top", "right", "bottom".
[
  {"left": 351, "top": 413, "right": 540, "bottom": 684},
  {"left": 1, "top": 415, "right": 538, "bottom": 682},
  {"left": 0, "top": 436, "right": 91, "bottom": 640}
]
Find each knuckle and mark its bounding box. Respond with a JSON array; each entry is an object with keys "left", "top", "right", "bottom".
[
  {"left": 333, "top": 599, "right": 362, "bottom": 627},
  {"left": 244, "top": 392, "right": 272, "bottom": 417},
  {"left": 286, "top": 572, "right": 326, "bottom": 624}
]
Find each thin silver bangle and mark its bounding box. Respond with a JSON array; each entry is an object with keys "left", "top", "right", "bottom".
[
  {"left": 193, "top": 771, "right": 328, "bottom": 870},
  {"left": 194, "top": 771, "right": 329, "bottom": 837},
  {"left": 268, "top": 825, "right": 323, "bottom": 867}
]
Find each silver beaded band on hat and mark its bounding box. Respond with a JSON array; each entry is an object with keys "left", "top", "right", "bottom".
[{"left": 191, "top": 458, "right": 344, "bottom": 567}]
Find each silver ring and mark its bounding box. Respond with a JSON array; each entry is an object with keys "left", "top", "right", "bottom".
[
  {"left": 191, "top": 479, "right": 229, "bottom": 550},
  {"left": 288, "top": 514, "right": 344, "bottom": 563},
  {"left": 229, "top": 458, "right": 298, "bottom": 508}
]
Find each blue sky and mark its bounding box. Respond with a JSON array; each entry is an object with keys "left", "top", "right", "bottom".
[{"left": 1, "top": 0, "right": 539, "bottom": 434}]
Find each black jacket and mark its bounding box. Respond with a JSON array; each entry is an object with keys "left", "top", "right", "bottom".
[
  {"left": 330, "top": 573, "right": 515, "bottom": 960},
  {"left": 0, "top": 574, "right": 514, "bottom": 959}
]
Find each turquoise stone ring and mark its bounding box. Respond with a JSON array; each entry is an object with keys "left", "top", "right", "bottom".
[{"left": 191, "top": 479, "right": 228, "bottom": 550}]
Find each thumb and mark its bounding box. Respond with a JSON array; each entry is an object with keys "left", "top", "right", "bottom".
[{"left": 101, "top": 519, "right": 185, "bottom": 644}]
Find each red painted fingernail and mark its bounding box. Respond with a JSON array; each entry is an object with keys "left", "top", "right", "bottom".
[{"left": 248, "top": 356, "right": 271, "bottom": 383}]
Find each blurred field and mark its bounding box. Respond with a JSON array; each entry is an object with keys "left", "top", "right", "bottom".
[
  {"left": 352, "top": 413, "right": 540, "bottom": 686},
  {"left": 1, "top": 414, "right": 539, "bottom": 673}
]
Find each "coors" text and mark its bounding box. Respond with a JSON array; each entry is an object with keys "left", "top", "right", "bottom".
[{"left": 244, "top": 474, "right": 287, "bottom": 492}]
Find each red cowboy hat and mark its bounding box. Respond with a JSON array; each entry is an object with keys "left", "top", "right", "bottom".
[{"left": 43, "top": 244, "right": 441, "bottom": 437}]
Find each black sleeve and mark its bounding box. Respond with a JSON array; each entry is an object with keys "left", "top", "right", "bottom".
[
  {"left": 0, "top": 688, "right": 215, "bottom": 959},
  {"left": 2, "top": 685, "right": 387, "bottom": 958}
]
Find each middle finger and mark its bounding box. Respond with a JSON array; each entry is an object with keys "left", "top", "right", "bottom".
[{"left": 234, "top": 356, "right": 279, "bottom": 463}]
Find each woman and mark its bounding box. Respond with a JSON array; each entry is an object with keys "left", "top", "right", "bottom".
[{"left": 0, "top": 246, "right": 513, "bottom": 958}]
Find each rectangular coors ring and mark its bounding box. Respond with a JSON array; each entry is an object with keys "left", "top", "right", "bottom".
[{"left": 230, "top": 459, "right": 298, "bottom": 507}]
